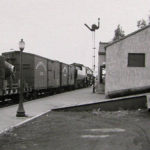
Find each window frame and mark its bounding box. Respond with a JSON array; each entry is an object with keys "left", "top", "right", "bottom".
[{"left": 128, "top": 53, "right": 145, "bottom": 67}]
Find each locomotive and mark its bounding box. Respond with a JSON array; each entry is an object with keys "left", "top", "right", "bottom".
[
  {"left": 0, "top": 51, "right": 92, "bottom": 102},
  {"left": 71, "top": 63, "right": 93, "bottom": 88}
]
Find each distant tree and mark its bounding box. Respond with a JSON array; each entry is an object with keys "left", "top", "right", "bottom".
[
  {"left": 137, "top": 19, "right": 147, "bottom": 29},
  {"left": 113, "top": 25, "right": 125, "bottom": 41}
]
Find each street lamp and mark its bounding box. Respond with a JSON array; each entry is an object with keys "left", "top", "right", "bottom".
[{"left": 16, "top": 39, "right": 26, "bottom": 117}]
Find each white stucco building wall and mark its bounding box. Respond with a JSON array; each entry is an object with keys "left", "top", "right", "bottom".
[{"left": 105, "top": 25, "right": 150, "bottom": 96}]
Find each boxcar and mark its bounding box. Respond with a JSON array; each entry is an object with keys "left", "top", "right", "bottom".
[
  {"left": 2, "top": 51, "right": 48, "bottom": 93},
  {"left": 0, "top": 55, "right": 17, "bottom": 100},
  {"left": 60, "top": 62, "right": 69, "bottom": 88},
  {"left": 68, "top": 65, "right": 75, "bottom": 88},
  {"left": 34, "top": 55, "right": 48, "bottom": 90},
  {"left": 47, "top": 59, "right": 60, "bottom": 89}
]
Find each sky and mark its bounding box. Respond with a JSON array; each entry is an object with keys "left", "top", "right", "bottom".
[{"left": 0, "top": 0, "right": 150, "bottom": 72}]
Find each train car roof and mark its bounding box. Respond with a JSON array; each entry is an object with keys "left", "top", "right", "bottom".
[
  {"left": 2, "top": 50, "right": 58, "bottom": 63},
  {"left": 2, "top": 51, "right": 73, "bottom": 67}
]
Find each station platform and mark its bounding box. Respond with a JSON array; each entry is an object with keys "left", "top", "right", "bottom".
[{"left": 0, "top": 87, "right": 105, "bottom": 134}]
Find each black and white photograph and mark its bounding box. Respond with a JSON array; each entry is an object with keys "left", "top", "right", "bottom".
[{"left": 0, "top": 0, "right": 150, "bottom": 149}]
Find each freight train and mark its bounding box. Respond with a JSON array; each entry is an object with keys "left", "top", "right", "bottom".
[{"left": 0, "top": 51, "right": 93, "bottom": 102}]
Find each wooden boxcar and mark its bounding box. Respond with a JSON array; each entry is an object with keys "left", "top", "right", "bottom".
[
  {"left": 0, "top": 55, "right": 17, "bottom": 100},
  {"left": 47, "top": 59, "right": 60, "bottom": 89},
  {"left": 68, "top": 65, "right": 75, "bottom": 88},
  {"left": 60, "top": 62, "right": 69, "bottom": 88},
  {"left": 2, "top": 51, "right": 48, "bottom": 94}
]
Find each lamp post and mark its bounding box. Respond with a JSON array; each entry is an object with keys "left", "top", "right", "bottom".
[{"left": 16, "top": 39, "right": 26, "bottom": 117}]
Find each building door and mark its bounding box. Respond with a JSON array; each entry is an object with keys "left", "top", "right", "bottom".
[
  {"left": 99, "top": 64, "right": 105, "bottom": 93},
  {"left": 100, "top": 65, "right": 105, "bottom": 84}
]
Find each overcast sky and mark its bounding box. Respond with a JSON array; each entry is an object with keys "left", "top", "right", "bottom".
[{"left": 0, "top": 0, "right": 150, "bottom": 71}]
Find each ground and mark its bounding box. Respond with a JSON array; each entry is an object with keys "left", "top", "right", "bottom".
[{"left": 0, "top": 109, "right": 150, "bottom": 150}]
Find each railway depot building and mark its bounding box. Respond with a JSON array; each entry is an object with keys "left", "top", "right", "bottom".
[{"left": 98, "top": 25, "right": 150, "bottom": 98}]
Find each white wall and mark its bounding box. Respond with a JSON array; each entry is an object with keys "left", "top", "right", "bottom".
[{"left": 105, "top": 26, "right": 150, "bottom": 95}]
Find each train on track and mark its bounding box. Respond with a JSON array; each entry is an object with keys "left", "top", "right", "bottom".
[{"left": 0, "top": 51, "right": 93, "bottom": 102}]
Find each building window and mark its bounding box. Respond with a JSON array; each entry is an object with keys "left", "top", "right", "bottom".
[{"left": 128, "top": 53, "right": 145, "bottom": 67}]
